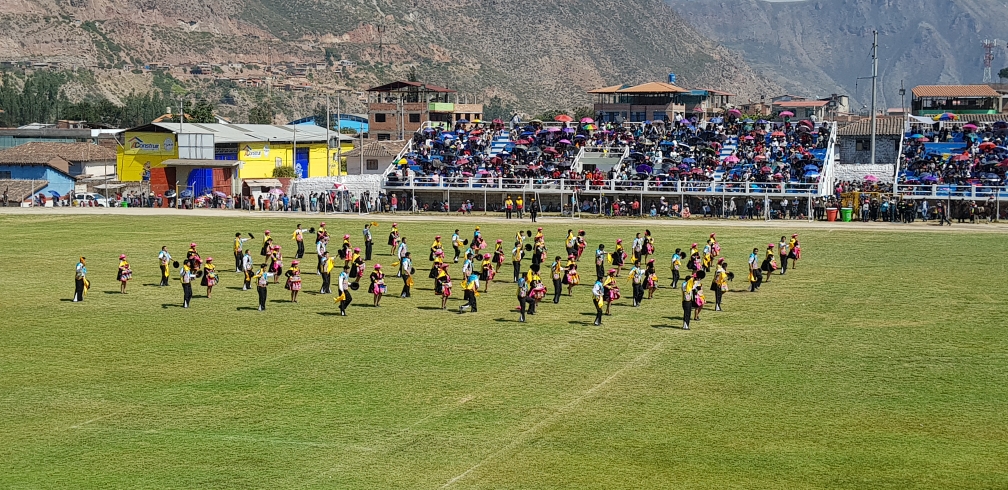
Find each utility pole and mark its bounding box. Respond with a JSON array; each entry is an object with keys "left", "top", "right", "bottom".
[
  {"left": 870, "top": 29, "right": 878, "bottom": 167},
  {"left": 326, "top": 94, "right": 331, "bottom": 177}
]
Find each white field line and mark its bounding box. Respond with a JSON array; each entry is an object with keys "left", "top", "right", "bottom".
[{"left": 440, "top": 341, "right": 664, "bottom": 488}]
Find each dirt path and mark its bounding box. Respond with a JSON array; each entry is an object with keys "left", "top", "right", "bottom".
[{"left": 3, "top": 206, "right": 1006, "bottom": 233}]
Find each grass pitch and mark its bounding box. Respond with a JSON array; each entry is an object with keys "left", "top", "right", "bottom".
[{"left": 1, "top": 213, "right": 1006, "bottom": 489}]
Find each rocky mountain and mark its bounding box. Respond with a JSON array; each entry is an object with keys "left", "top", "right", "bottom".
[
  {"left": 668, "top": 0, "right": 1008, "bottom": 110},
  {"left": 0, "top": 0, "right": 781, "bottom": 117}
]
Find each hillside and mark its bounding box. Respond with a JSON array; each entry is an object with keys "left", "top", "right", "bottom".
[
  {"left": 668, "top": 0, "right": 1008, "bottom": 110},
  {"left": 0, "top": 0, "right": 781, "bottom": 118}
]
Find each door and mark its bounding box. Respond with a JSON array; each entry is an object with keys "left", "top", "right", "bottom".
[{"left": 295, "top": 148, "right": 309, "bottom": 178}]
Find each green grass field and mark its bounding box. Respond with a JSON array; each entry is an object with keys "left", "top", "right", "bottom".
[{"left": 1, "top": 213, "right": 1006, "bottom": 489}]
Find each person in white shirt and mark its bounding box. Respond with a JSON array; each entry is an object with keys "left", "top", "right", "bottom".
[
  {"left": 316, "top": 236, "right": 327, "bottom": 275},
  {"left": 158, "top": 246, "right": 172, "bottom": 287},
  {"left": 337, "top": 265, "right": 352, "bottom": 316}
]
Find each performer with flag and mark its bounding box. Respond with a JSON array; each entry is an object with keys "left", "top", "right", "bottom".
[{"left": 234, "top": 233, "right": 249, "bottom": 272}]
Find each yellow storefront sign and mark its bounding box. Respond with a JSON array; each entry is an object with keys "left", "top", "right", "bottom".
[{"left": 117, "top": 132, "right": 178, "bottom": 181}]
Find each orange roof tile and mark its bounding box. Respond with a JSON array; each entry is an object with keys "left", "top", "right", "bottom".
[
  {"left": 617, "top": 82, "right": 689, "bottom": 94},
  {"left": 911, "top": 85, "right": 1000, "bottom": 98}
]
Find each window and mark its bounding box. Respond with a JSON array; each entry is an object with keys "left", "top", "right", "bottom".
[
  {"left": 855, "top": 139, "right": 871, "bottom": 152},
  {"left": 366, "top": 159, "right": 379, "bottom": 170},
  {"left": 0, "top": 171, "right": 10, "bottom": 179},
  {"left": 377, "top": 133, "right": 391, "bottom": 141},
  {"left": 408, "top": 113, "right": 420, "bottom": 123},
  {"left": 374, "top": 113, "right": 386, "bottom": 123}
]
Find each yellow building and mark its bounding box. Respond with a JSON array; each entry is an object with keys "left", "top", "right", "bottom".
[{"left": 117, "top": 122, "right": 355, "bottom": 195}]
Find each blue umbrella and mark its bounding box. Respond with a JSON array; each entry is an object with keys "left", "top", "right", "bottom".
[
  {"left": 180, "top": 189, "right": 194, "bottom": 198},
  {"left": 456, "top": 119, "right": 469, "bottom": 124},
  {"left": 803, "top": 164, "right": 819, "bottom": 172},
  {"left": 49, "top": 190, "right": 61, "bottom": 198},
  {"left": 804, "top": 170, "right": 820, "bottom": 178},
  {"left": 709, "top": 117, "right": 724, "bottom": 124},
  {"left": 682, "top": 157, "right": 696, "bottom": 164},
  {"left": 636, "top": 164, "right": 653, "bottom": 174}
]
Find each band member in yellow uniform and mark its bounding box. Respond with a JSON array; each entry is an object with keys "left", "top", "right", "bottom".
[
  {"left": 435, "top": 263, "right": 452, "bottom": 309},
  {"left": 459, "top": 270, "right": 479, "bottom": 313},
  {"left": 429, "top": 250, "right": 444, "bottom": 286},
  {"left": 399, "top": 251, "right": 413, "bottom": 298},
  {"left": 285, "top": 260, "right": 302, "bottom": 303},
  {"left": 602, "top": 268, "right": 620, "bottom": 315},
  {"left": 516, "top": 272, "right": 530, "bottom": 322},
  {"left": 692, "top": 275, "right": 706, "bottom": 322},
  {"left": 565, "top": 254, "right": 580, "bottom": 296},
  {"left": 670, "top": 248, "right": 683, "bottom": 288},
  {"left": 234, "top": 232, "right": 249, "bottom": 272},
  {"left": 492, "top": 239, "right": 505, "bottom": 273},
  {"left": 575, "top": 230, "right": 587, "bottom": 261},
  {"left": 611, "top": 239, "right": 626, "bottom": 276},
  {"left": 748, "top": 248, "right": 762, "bottom": 292},
  {"left": 708, "top": 233, "right": 721, "bottom": 258},
  {"left": 712, "top": 258, "right": 729, "bottom": 312},
  {"left": 550, "top": 255, "right": 565, "bottom": 304},
  {"left": 628, "top": 259, "right": 645, "bottom": 307},
  {"left": 158, "top": 246, "right": 172, "bottom": 287},
  {"left": 201, "top": 257, "right": 218, "bottom": 298},
  {"left": 261, "top": 230, "right": 272, "bottom": 256},
  {"left": 681, "top": 271, "right": 702, "bottom": 330},
  {"left": 761, "top": 243, "right": 777, "bottom": 283},
  {"left": 73, "top": 256, "right": 88, "bottom": 302},
  {"left": 788, "top": 233, "right": 800, "bottom": 270},
  {"left": 388, "top": 222, "right": 400, "bottom": 255},
  {"left": 702, "top": 241, "right": 713, "bottom": 272},
  {"left": 242, "top": 249, "right": 253, "bottom": 290},
  {"left": 319, "top": 250, "right": 334, "bottom": 294},
  {"left": 480, "top": 253, "right": 495, "bottom": 292},
  {"left": 525, "top": 264, "right": 545, "bottom": 315},
  {"left": 565, "top": 229, "right": 577, "bottom": 257},
  {"left": 117, "top": 254, "right": 132, "bottom": 294},
  {"left": 430, "top": 235, "right": 444, "bottom": 262},
  {"left": 369, "top": 264, "right": 386, "bottom": 307},
  {"left": 511, "top": 241, "right": 524, "bottom": 282}
]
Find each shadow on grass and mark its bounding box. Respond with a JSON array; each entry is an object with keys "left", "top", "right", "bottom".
[
  {"left": 416, "top": 306, "right": 446, "bottom": 311},
  {"left": 161, "top": 303, "right": 184, "bottom": 308},
  {"left": 225, "top": 286, "right": 246, "bottom": 291},
  {"left": 102, "top": 290, "right": 124, "bottom": 295},
  {"left": 59, "top": 298, "right": 74, "bottom": 302},
  {"left": 316, "top": 311, "right": 342, "bottom": 316},
  {"left": 236, "top": 306, "right": 260, "bottom": 311},
  {"left": 141, "top": 283, "right": 162, "bottom": 287},
  {"left": 652, "top": 324, "right": 684, "bottom": 330}
]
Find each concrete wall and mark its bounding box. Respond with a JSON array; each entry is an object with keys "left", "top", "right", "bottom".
[
  {"left": 833, "top": 163, "right": 896, "bottom": 183},
  {"left": 838, "top": 135, "right": 900, "bottom": 165}
]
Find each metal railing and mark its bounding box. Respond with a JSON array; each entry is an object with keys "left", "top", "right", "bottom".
[
  {"left": 380, "top": 139, "right": 415, "bottom": 177},
  {"left": 383, "top": 175, "right": 822, "bottom": 196},
  {"left": 894, "top": 184, "right": 1007, "bottom": 200},
  {"left": 817, "top": 121, "right": 838, "bottom": 197}
]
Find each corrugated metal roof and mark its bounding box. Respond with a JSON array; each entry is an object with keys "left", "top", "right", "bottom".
[
  {"left": 774, "top": 100, "right": 829, "bottom": 108},
  {"left": 150, "top": 123, "right": 354, "bottom": 144},
  {"left": 0, "top": 142, "right": 115, "bottom": 163},
  {"left": 837, "top": 117, "right": 907, "bottom": 136},
  {"left": 911, "top": 85, "right": 1000, "bottom": 98},
  {"left": 366, "top": 80, "right": 456, "bottom": 93}
]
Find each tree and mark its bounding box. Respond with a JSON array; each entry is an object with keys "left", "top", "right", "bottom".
[
  {"left": 272, "top": 165, "right": 298, "bottom": 178},
  {"left": 572, "top": 106, "right": 594, "bottom": 121},
  {"left": 407, "top": 66, "right": 419, "bottom": 82},
  {"left": 312, "top": 103, "right": 331, "bottom": 129},
  {"left": 482, "top": 96, "right": 512, "bottom": 122},
  {"left": 249, "top": 102, "right": 274, "bottom": 124},
  {"left": 999, "top": 67, "right": 1008, "bottom": 82},
  {"left": 190, "top": 98, "right": 216, "bottom": 123}
]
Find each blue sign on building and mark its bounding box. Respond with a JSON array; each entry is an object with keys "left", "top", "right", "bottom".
[{"left": 668, "top": 73, "right": 676, "bottom": 85}]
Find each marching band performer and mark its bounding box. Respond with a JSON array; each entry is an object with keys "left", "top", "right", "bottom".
[
  {"left": 712, "top": 258, "right": 729, "bottom": 312},
  {"left": 534, "top": 227, "right": 544, "bottom": 243},
  {"left": 681, "top": 272, "right": 702, "bottom": 330},
  {"left": 778, "top": 235, "right": 789, "bottom": 275},
  {"left": 253, "top": 263, "right": 272, "bottom": 311},
  {"left": 158, "top": 246, "right": 172, "bottom": 287},
  {"left": 180, "top": 260, "right": 195, "bottom": 308},
  {"left": 292, "top": 224, "right": 308, "bottom": 259},
  {"left": 525, "top": 264, "right": 544, "bottom": 315},
  {"left": 316, "top": 222, "right": 328, "bottom": 245},
  {"left": 336, "top": 265, "right": 352, "bottom": 316},
  {"left": 707, "top": 233, "right": 721, "bottom": 258},
  {"left": 73, "top": 256, "right": 88, "bottom": 302},
  {"left": 316, "top": 231, "right": 328, "bottom": 275},
  {"left": 436, "top": 263, "right": 452, "bottom": 309},
  {"left": 461, "top": 251, "right": 475, "bottom": 287},
  {"left": 688, "top": 243, "right": 701, "bottom": 273},
  {"left": 320, "top": 251, "right": 334, "bottom": 294},
  {"left": 473, "top": 226, "right": 486, "bottom": 252},
  {"left": 234, "top": 233, "right": 249, "bottom": 272},
  {"left": 565, "top": 229, "right": 577, "bottom": 257},
  {"left": 761, "top": 244, "right": 777, "bottom": 283},
  {"left": 531, "top": 236, "right": 545, "bottom": 270},
  {"left": 242, "top": 250, "right": 253, "bottom": 290},
  {"left": 340, "top": 234, "right": 352, "bottom": 267},
  {"left": 628, "top": 259, "right": 645, "bottom": 307},
  {"left": 269, "top": 245, "right": 283, "bottom": 284},
  {"left": 369, "top": 264, "right": 386, "bottom": 307},
  {"left": 201, "top": 257, "right": 218, "bottom": 299},
  {"left": 511, "top": 241, "right": 524, "bottom": 283},
  {"left": 645, "top": 259, "right": 658, "bottom": 300},
  {"left": 611, "top": 239, "right": 626, "bottom": 276},
  {"left": 363, "top": 223, "right": 374, "bottom": 261},
  {"left": 788, "top": 234, "right": 800, "bottom": 270},
  {"left": 459, "top": 269, "right": 479, "bottom": 313},
  {"left": 575, "top": 230, "right": 587, "bottom": 261},
  {"left": 565, "top": 254, "right": 580, "bottom": 296},
  {"left": 516, "top": 271, "right": 529, "bottom": 322},
  {"left": 631, "top": 233, "right": 643, "bottom": 263},
  {"left": 492, "top": 239, "right": 505, "bottom": 273},
  {"left": 451, "top": 229, "right": 462, "bottom": 263},
  {"left": 388, "top": 222, "right": 400, "bottom": 255},
  {"left": 396, "top": 238, "right": 409, "bottom": 277},
  {"left": 591, "top": 278, "right": 605, "bottom": 326},
  {"left": 603, "top": 268, "right": 620, "bottom": 315},
  {"left": 748, "top": 248, "right": 762, "bottom": 292},
  {"left": 643, "top": 229, "right": 655, "bottom": 261},
  {"left": 670, "top": 248, "right": 683, "bottom": 289},
  {"left": 692, "top": 275, "right": 706, "bottom": 322},
  {"left": 429, "top": 250, "right": 445, "bottom": 285},
  {"left": 550, "top": 256, "right": 564, "bottom": 304},
  {"left": 430, "top": 235, "right": 444, "bottom": 262},
  {"left": 480, "top": 253, "right": 495, "bottom": 293},
  {"left": 117, "top": 254, "right": 132, "bottom": 294},
  {"left": 350, "top": 247, "right": 364, "bottom": 284},
  {"left": 186, "top": 242, "right": 201, "bottom": 269},
  {"left": 285, "top": 260, "right": 302, "bottom": 303},
  {"left": 260, "top": 230, "right": 272, "bottom": 256},
  {"left": 399, "top": 251, "right": 413, "bottom": 298},
  {"left": 595, "top": 244, "right": 606, "bottom": 281}
]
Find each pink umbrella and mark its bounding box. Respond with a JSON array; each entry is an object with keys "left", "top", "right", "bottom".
[
  {"left": 864, "top": 174, "right": 879, "bottom": 182},
  {"left": 580, "top": 117, "right": 594, "bottom": 123},
  {"left": 962, "top": 124, "right": 978, "bottom": 131},
  {"left": 744, "top": 135, "right": 755, "bottom": 140},
  {"left": 779, "top": 111, "right": 794, "bottom": 118},
  {"left": 727, "top": 108, "right": 742, "bottom": 117},
  {"left": 724, "top": 155, "right": 740, "bottom": 163},
  {"left": 558, "top": 139, "right": 572, "bottom": 145}
]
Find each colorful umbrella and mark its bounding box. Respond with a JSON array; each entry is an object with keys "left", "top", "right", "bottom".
[
  {"left": 580, "top": 117, "right": 594, "bottom": 123},
  {"left": 554, "top": 114, "right": 573, "bottom": 122},
  {"left": 727, "top": 108, "right": 742, "bottom": 117},
  {"left": 558, "top": 139, "right": 572, "bottom": 145},
  {"left": 779, "top": 111, "right": 794, "bottom": 118},
  {"left": 963, "top": 124, "right": 978, "bottom": 131},
  {"left": 863, "top": 174, "right": 879, "bottom": 182},
  {"left": 724, "top": 155, "right": 740, "bottom": 163}
]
